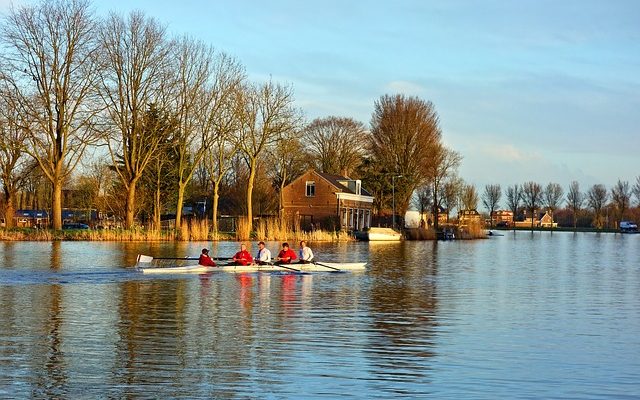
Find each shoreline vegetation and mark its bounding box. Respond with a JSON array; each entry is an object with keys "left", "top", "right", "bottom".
[
  {"left": 0, "top": 218, "right": 354, "bottom": 242},
  {"left": 1, "top": 219, "right": 625, "bottom": 242}
]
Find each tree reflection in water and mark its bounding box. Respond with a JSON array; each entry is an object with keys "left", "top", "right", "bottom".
[{"left": 365, "top": 241, "right": 439, "bottom": 393}]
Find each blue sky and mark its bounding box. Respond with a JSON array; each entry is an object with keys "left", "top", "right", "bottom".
[{"left": 3, "top": 0, "right": 639, "bottom": 191}]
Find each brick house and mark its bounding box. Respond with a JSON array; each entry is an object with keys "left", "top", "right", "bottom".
[
  {"left": 491, "top": 210, "right": 514, "bottom": 226},
  {"left": 281, "top": 169, "right": 374, "bottom": 231}
]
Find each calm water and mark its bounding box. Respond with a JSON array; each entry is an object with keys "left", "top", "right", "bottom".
[{"left": 0, "top": 233, "right": 639, "bottom": 399}]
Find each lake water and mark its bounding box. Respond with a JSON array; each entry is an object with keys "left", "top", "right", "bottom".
[{"left": 0, "top": 232, "right": 639, "bottom": 399}]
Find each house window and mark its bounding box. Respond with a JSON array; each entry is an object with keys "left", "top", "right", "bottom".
[{"left": 306, "top": 181, "right": 315, "bottom": 197}]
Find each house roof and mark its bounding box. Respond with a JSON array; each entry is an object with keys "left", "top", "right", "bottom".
[{"left": 315, "top": 171, "right": 373, "bottom": 196}]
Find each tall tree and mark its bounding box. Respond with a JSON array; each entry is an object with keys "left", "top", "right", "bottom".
[
  {"left": 2, "top": 0, "right": 100, "bottom": 229},
  {"left": 304, "top": 116, "right": 367, "bottom": 176},
  {"left": 412, "top": 184, "right": 432, "bottom": 225},
  {"left": 237, "top": 81, "right": 298, "bottom": 237},
  {"left": 269, "top": 131, "right": 307, "bottom": 220},
  {"left": 506, "top": 184, "right": 522, "bottom": 231},
  {"left": 425, "top": 144, "right": 462, "bottom": 231},
  {"left": 610, "top": 179, "right": 631, "bottom": 226},
  {"left": 482, "top": 184, "right": 501, "bottom": 227},
  {"left": 0, "top": 90, "right": 31, "bottom": 228},
  {"left": 170, "top": 38, "right": 244, "bottom": 229},
  {"left": 544, "top": 182, "right": 564, "bottom": 227},
  {"left": 587, "top": 184, "right": 608, "bottom": 229},
  {"left": 369, "top": 94, "right": 442, "bottom": 217},
  {"left": 633, "top": 176, "right": 640, "bottom": 206},
  {"left": 459, "top": 183, "right": 479, "bottom": 211},
  {"left": 441, "top": 177, "right": 462, "bottom": 223},
  {"left": 522, "top": 181, "right": 543, "bottom": 230},
  {"left": 566, "top": 181, "right": 584, "bottom": 230},
  {"left": 97, "top": 11, "right": 171, "bottom": 228},
  {"left": 203, "top": 93, "right": 242, "bottom": 237}
]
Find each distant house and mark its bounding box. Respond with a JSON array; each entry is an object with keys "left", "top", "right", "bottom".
[
  {"left": 14, "top": 210, "right": 49, "bottom": 228},
  {"left": 281, "top": 169, "right": 374, "bottom": 231},
  {"left": 515, "top": 210, "right": 557, "bottom": 228},
  {"left": 491, "top": 210, "right": 514, "bottom": 226},
  {"left": 458, "top": 209, "right": 482, "bottom": 225}
]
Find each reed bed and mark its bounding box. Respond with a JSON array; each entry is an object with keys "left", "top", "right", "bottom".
[
  {"left": 456, "top": 221, "right": 486, "bottom": 239},
  {"left": 0, "top": 217, "right": 350, "bottom": 242},
  {"left": 250, "top": 218, "right": 353, "bottom": 242}
]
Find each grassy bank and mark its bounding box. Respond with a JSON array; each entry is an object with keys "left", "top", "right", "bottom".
[{"left": 0, "top": 218, "right": 354, "bottom": 242}]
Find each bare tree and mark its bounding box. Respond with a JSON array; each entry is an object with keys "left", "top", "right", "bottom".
[
  {"left": 544, "top": 182, "right": 564, "bottom": 228},
  {"left": 425, "top": 144, "right": 462, "bottom": 231},
  {"left": 237, "top": 80, "right": 298, "bottom": 237},
  {"left": 459, "top": 183, "right": 479, "bottom": 211},
  {"left": 412, "top": 184, "right": 432, "bottom": 225},
  {"left": 522, "top": 181, "right": 543, "bottom": 230},
  {"left": 97, "top": 11, "right": 172, "bottom": 229},
  {"left": 0, "top": 89, "right": 31, "bottom": 227},
  {"left": 304, "top": 116, "right": 367, "bottom": 176},
  {"left": 369, "top": 94, "right": 442, "bottom": 217},
  {"left": 2, "top": 0, "right": 100, "bottom": 229},
  {"left": 203, "top": 94, "right": 242, "bottom": 237},
  {"left": 170, "top": 38, "right": 245, "bottom": 229},
  {"left": 482, "top": 184, "right": 501, "bottom": 227},
  {"left": 633, "top": 176, "right": 640, "bottom": 206},
  {"left": 587, "top": 184, "right": 608, "bottom": 229},
  {"left": 269, "top": 130, "right": 307, "bottom": 220},
  {"left": 610, "top": 179, "right": 631, "bottom": 226},
  {"left": 441, "top": 177, "right": 462, "bottom": 223},
  {"left": 506, "top": 184, "right": 523, "bottom": 230},
  {"left": 566, "top": 181, "right": 584, "bottom": 230}
]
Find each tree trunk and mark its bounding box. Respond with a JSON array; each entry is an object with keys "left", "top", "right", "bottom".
[
  {"left": 3, "top": 187, "right": 15, "bottom": 229},
  {"left": 211, "top": 180, "right": 220, "bottom": 238},
  {"left": 175, "top": 182, "right": 186, "bottom": 230},
  {"left": 153, "top": 183, "right": 161, "bottom": 231},
  {"left": 245, "top": 158, "right": 256, "bottom": 238},
  {"left": 125, "top": 181, "right": 137, "bottom": 229},
  {"left": 51, "top": 180, "right": 63, "bottom": 230},
  {"left": 432, "top": 183, "right": 439, "bottom": 232}
]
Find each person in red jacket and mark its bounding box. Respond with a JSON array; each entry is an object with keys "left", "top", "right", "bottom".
[
  {"left": 198, "top": 248, "right": 216, "bottom": 267},
  {"left": 232, "top": 243, "right": 253, "bottom": 265},
  {"left": 276, "top": 242, "right": 297, "bottom": 264}
]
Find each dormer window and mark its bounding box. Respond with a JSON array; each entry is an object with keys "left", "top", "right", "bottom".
[
  {"left": 306, "top": 181, "right": 315, "bottom": 197},
  {"left": 355, "top": 180, "right": 361, "bottom": 195}
]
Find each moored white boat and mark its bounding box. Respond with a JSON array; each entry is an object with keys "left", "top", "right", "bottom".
[
  {"left": 355, "top": 227, "right": 402, "bottom": 241},
  {"left": 135, "top": 255, "right": 366, "bottom": 274}
]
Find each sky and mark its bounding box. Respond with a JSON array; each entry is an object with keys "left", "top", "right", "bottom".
[{"left": 2, "top": 0, "right": 639, "bottom": 191}]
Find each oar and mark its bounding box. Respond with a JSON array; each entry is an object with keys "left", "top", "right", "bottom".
[
  {"left": 147, "top": 256, "right": 232, "bottom": 261},
  {"left": 312, "top": 261, "right": 345, "bottom": 273},
  {"left": 268, "top": 261, "right": 303, "bottom": 273}
]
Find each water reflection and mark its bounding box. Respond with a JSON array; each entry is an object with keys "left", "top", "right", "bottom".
[
  {"left": 366, "top": 242, "right": 437, "bottom": 394},
  {"left": 0, "top": 234, "right": 639, "bottom": 398}
]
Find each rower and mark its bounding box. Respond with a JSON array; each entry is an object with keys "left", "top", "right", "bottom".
[
  {"left": 255, "top": 241, "right": 272, "bottom": 265},
  {"left": 275, "top": 242, "right": 297, "bottom": 264},
  {"left": 198, "top": 248, "right": 216, "bottom": 267},
  {"left": 232, "top": 243, "right": 253, "bottom": 266},
  {"left": 298, "top": 240, "right": 314, "bottom": 264}
]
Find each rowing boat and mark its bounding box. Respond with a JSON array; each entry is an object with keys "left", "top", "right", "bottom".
[{"left": 135, "top": 255, "right": 366, "bottom": 274}]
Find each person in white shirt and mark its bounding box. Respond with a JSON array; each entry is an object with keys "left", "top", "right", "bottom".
[
  {"left": 255, "top": 241, "right": 272, "bottom": 265},
  {"left": 298, "top": 240, "right": 314, "bottom": 263}
]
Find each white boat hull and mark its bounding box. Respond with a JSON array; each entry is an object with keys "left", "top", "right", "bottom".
[{"left": 137, "top": 261, "right": 367, "bottom": 274}]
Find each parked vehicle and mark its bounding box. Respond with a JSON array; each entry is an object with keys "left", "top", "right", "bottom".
[
  {"left": 62, "top": 223, "right": 90, "bottom": 230},
  {"left": 620, "top": 221, "right": 638, "bottom": 233}
]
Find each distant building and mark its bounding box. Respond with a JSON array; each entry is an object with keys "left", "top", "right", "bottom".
[
  {"left": 281, "top": 169, "right": 374, "bottom": 231},
  {"left": 515, "top": 210, "right": 557, "bottom": 228},
  {"left": 14, "top": 210, "right": 49, "bottom": 228},
  {"left": 491, "top": 210, "right": 514, "bottom": 226},
  {"left": 458, "top": 209, "right": 482, "bottom": 225}
]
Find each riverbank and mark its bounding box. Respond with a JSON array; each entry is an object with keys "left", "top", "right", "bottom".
[{"left": 0, "top": 225, "right": 353, "bottom": 242}]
